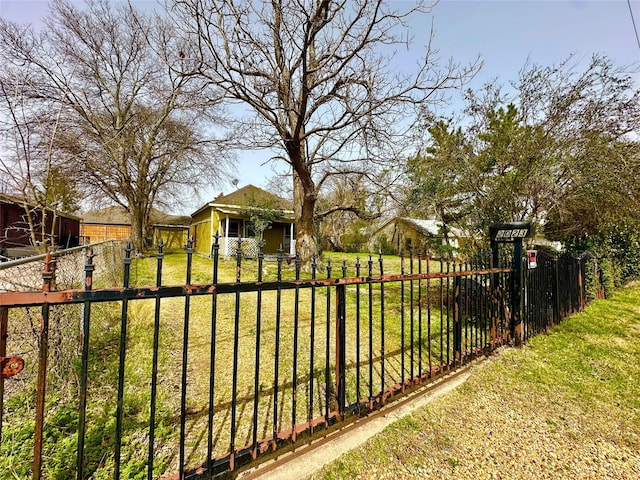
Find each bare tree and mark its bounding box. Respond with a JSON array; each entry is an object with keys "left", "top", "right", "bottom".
[
  {"left": 0, "top": 0, "right": 233, "bottom": 252},
  {"left": 170, "top": 0, "right": 479, "bottom": 265},
  {"left": 0, "top": 64, "right": 80, "bottom": 253}
]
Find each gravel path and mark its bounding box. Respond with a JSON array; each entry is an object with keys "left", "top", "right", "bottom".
[{"left": 355, "top": 354, "right": 640, "bottom": 479}]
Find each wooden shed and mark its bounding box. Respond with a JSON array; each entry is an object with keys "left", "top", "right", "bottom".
[{"left": 80, "top": 207, "right": 190, "bottom": 249}]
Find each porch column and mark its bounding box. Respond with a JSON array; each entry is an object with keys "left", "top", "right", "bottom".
[
  {"left": 225, "top": 217, "right": 230, "bottom": 256},
  {"left": 289, "top": 223, "right": 295, "bottom": 255}
]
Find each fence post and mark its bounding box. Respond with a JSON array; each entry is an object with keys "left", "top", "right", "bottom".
[
  {"left": 335, "top": 283, "right": 346, "bottom": 419},
  {"left": 76, "top": 248, "right": 95, "bottom": 479},
  {"left": 511, "top": 240, "right": 524, "bottom": 346},
  {"left": 33, "top": 253, "right": 55, "bottom": 480}
]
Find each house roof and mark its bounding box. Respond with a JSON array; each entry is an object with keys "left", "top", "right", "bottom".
[
  {"left": 192, "top": 184, "right": 294, "bottom": 218},
  {"left": 375, "top": 217, "right": 464, "bottom": 238},
  {"left": 81, "top": 206, "right": 130, "bottom": 225},
  {"left": 0, "top": 193, "right": 81, "bottom": 221},
  {"left": 81, "top": 206, "right": 190, "bottom": 227}
]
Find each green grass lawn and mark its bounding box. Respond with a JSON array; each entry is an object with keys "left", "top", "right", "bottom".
[{"left": 313, "top": 282, "right": 640, "bottom": 479}]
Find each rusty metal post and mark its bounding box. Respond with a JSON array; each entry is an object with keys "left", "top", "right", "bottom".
[
  {"left": 33, "top": 253, "right": 54, "bottom": 480},
  {"left": 0, "top": 306, "right": 7, "bottom": 445},
  {"left": 0, "top": 307, "right": 22, "bottom": 445},
  {"left": 335, "top": 283, "right": 346, "bottom": 419},
  {"left": 77, "top": 248, "right": 95, "bottom": 479}
]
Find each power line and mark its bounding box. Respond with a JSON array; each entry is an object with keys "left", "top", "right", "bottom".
[{"left": 628, "top": 0, "right": 640, "bottom": 52}]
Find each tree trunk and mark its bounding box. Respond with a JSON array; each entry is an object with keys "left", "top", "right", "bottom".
[
  {"left": 293, "top": 170, "right": 320, "bottom": 270},
  {"left": 129, "top": 202, "right": 147, "bottom": 253}
]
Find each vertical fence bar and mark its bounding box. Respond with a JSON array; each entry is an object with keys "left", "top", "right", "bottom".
[
  {"left": 355, "top": 257, "right": 361, "bottom": 409},
  {"left": 33, "top": 254, "right": 53, "bottom": 480},
  {"left": 76, "top": 249, "right": 94, "bottom": 480},
  {"left": 114, "top": 243, "right": 133, "bottom": 479},
  {"left": 446, "top": 259, "right": 450, "bottom": 368},
  {"left": 426, "top": 257, "right": 432, "bottom": 376},
  {"left": 324, "top": 258, "right": 332, "bottom": 420},
  {"left": 482, "top": 252, "right": 489, "bottom": 350},
  {"left": 367, "top": 256, "right": 373, "bottom": 408},
  {"left": 439, "top": 257, "right": 444, "bottom": 368},
  {"left": 0, "top": 306, "right": 8, "bottom": 446},
  {"left": 335, "top": 283, "right": 346, "bottom": 419},
  {"left": 409, "top": 250, "right": 414, "bottom": 381},
  {"left": 464, "top": 261, "right": 470, "bottom": 360},
  {"left": 482, "top": 251, "right": 488, "bottom": 348},
  {"left": 148, "top": 242, "right": 164, "bottom": 480},
  {"left": 400, "top": 251, "right": 406, "bottom": 393},
  {"left": 472, "top": 258, "right": 477, "bottom": 353},
  {"left": 378, "top": 254, "right": 385, "bottom": 399},
  {"left": 552, "top": 256, "right": 560, "bottom": 327},
  {"left": 308, "top": 256, "right": 317, "bottom": 432},
  {"left": 178, "top": 238, "right": 194, "bottom": 478},
  {"left": 291, "top": 253, "right": 301, "bottom": 441},
  {"left": 252, "top": 241, "right": 263, "bottom": 459},
  {"left": 229, "top": 241, "right": 242, "bottom": 469},
  {"left": 490, "top": 249, "right": 499, "bottom": 347},
  {"left": 578, "top": 258, "right": 585, "bottom": 311},
  {"left": 272, "top": 247, "right": 283, "bottom": 450},
  {"left": 206, "top": 236, "right": 220, "bottom": 475},
  {"left": 453, "top": 268, "right": 461, "bottom": 366},
  {"left": 512, "top": 241, "right": 524, "bottom": 346},
  {"left": 400, "top": 251, "right": 405, "bottom": 392},
  {"left": 417, "top": 253, "right": 422, "bottom": 379}
]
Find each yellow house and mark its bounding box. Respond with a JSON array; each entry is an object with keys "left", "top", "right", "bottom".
[
  {"left": 190, "top": 185, "right": 295, "bottom": 258},
  {"left": 370, "top": 216, "right": 462, "bottom": 257}
]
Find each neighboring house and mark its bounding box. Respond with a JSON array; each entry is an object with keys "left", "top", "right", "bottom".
[
  {"left": 80, "top": 207, "right": 190, "bottom": 249},
  {"left": 0, "top": 193, "right": 81, "bottom": 255},
  {"left": 190, "top": 184, "right": 295, "bottom": 258},
  {"left": 80, "top": 207, "right": 132, "bottom": 243},
  {"left": 370, "top": 216, "right": 463, "bottom": 256},
  {"left": 150, "top": 212, "right": 191, "bottom": 250}
]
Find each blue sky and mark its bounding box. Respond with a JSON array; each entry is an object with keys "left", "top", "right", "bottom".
[{"left": 1, "top": 0, "right": 638, "bottom": 211}]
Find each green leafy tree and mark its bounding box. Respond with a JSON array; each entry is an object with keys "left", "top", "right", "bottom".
[
  {"left": 406, "top": 120, "right": 471, "bottom": 226},
  {"left": 408, "top": 55, "right": 640, "bottom": 254}
]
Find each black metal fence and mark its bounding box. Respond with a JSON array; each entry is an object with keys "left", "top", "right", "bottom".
[
  {"left": 0, "top": 240, "right": 596, "bottom": 479},
  {"left": 521, "top": 251, "right": 594, "bottom": 342}
]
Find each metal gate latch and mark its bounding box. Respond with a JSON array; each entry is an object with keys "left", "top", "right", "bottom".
[{"left": 1, "top": 356, "right": 25, "bottom": 379}]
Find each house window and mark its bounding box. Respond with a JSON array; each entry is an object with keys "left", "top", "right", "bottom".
[
  {"left": 227, "top": 218, "right": 242, "bottom": 237},
  {"left": 283, "top": 223, "right": 293, "bottom": 247},
  {"left": 245, "top": 221, "right": 256, "bottom": 238}
]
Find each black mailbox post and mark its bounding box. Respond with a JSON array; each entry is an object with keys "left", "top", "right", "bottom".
[{"left": 489, "top": 221, "right": 533, "bottom": 346}]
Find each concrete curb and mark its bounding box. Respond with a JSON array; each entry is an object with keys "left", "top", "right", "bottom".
[{"left": 239, "top": 365, "right": 477, "bottom": 480}]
